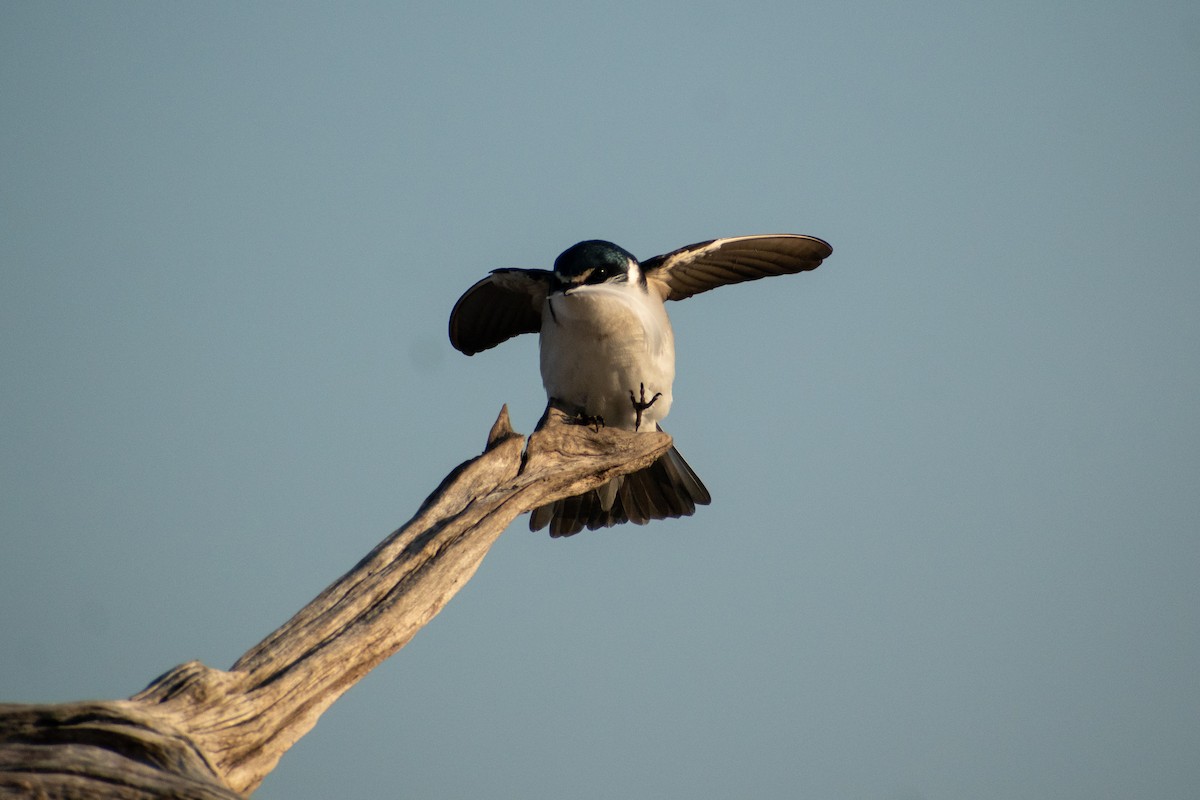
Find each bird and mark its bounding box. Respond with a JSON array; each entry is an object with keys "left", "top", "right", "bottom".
[{"left": 448, "top": 233, "right": 832, "bottom": 537}]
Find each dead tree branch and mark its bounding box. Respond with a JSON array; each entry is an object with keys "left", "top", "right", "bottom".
[{"left": 0, "top": 407, "right": 671, "bottom": 798}]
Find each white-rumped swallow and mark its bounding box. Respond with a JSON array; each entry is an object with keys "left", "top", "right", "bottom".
[{"left": 449, "top": 234, "right": 832, "bottom": 537}]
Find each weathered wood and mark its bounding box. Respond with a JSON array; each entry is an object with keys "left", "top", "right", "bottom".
[{"left": 0, "top": 407, "right": 671, "bottom": 798}]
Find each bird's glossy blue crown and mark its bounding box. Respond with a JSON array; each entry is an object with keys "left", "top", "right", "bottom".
[{"left": 553, "top": 240, "right": 637, "bottom": 285}]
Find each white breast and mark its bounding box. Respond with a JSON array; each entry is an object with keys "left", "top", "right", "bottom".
[{"left": 539, "top": 281, "right": 675, "bottom": 431}]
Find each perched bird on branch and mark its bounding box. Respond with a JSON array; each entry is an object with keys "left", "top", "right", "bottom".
[{"left": 449, "top": 233, "right": 832, "bottom": 537}]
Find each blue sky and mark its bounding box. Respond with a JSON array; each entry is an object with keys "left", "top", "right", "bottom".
[{"left": 2, "top": 2, "right": 1198, "bottom": 798}]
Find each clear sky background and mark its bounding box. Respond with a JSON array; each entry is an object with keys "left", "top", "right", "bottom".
[{"left": 2, "top": 2, "right": 1198, "bottom": 798}]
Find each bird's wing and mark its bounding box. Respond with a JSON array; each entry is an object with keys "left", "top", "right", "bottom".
[
  {"left": 448, "top": 268, "right": 552, "bottom": 356},
  {"left": 641, "top": 234, "right": 833, "bottom": 302}
]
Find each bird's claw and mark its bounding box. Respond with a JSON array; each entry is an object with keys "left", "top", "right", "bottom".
[
  {"left": 629, "top": 382, "right": 662, "bottom": 431},
  {"left": 561, "top": 411, "right": 605, "bottom": 432}
]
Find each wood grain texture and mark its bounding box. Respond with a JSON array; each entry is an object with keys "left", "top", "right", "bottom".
[{"left": 0, "top": 407, "right": 672, "bottom": 798}]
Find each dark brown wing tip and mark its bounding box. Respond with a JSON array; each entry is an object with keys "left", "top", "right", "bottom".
[
  {"left": 804, "top": 235, "right": 834, "bottom": 260},
  {"left": 751, "top": 233, "right": 834, "bottom": 265}
]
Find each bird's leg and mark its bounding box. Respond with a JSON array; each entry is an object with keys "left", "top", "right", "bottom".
[
  {"left": 573, "top": 413, "right": 606, "bottom": 432},
  {"left": 628, "top": 382, "right": 663, "bottom": 432},
  {"left": 548, "top": 397, "right": 605, "bottom": 432}
]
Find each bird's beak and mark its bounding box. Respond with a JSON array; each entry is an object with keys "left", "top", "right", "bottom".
[{"left": 559, "top": 270, "right": 591, "bottom": 295}]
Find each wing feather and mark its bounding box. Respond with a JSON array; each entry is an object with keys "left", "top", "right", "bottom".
[
  {"left": 642, "top": 234, "right": 832, "bottom": 301},
  {"left": 448, "top": 268, "right": 551, "bottom": 356}
]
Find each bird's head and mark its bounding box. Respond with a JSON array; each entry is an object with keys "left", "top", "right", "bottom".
[{"left": 552, "top": 240, "right": 639, "bottom": 293}]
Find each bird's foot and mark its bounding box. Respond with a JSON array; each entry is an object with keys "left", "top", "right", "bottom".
[
  {"left": 546, "top": 397, "right": 605, "bottom": 432},
  {"left": 629, "top": 382, "right": 663, "bottom": 431},
  {"left": 562, "top": 411, "right": 606, "bottom": 432}
]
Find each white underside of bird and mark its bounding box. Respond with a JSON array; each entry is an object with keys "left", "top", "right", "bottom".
[{"left": 539, "top": 272, "right": 675, "bottom": 432}]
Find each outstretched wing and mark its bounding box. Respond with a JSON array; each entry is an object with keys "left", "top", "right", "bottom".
[
  {"left": 448, "top": 268, "right": 552, "bottom": 355},
  {"left": 642, "top": 234, "right": 833, "bottom": 302}
]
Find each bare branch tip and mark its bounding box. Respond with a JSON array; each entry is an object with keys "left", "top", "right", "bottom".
[{"left": 486, "top": 404, "right": 519, "bottom": 450}]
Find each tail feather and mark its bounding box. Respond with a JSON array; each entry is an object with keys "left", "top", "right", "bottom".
[
  {"left": 617, "top": 474, "right": 652, "bottom": 526},
  {"left": 530, "top": 437, "right": 710, "bottom": 538},
  {"left": 659, "top": 446, "right": 711, "bottom": 508}
]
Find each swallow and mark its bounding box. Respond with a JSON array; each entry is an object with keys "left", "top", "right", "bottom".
[{"left": 448, "top": 234, "right": 832, "bottom": 537}]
